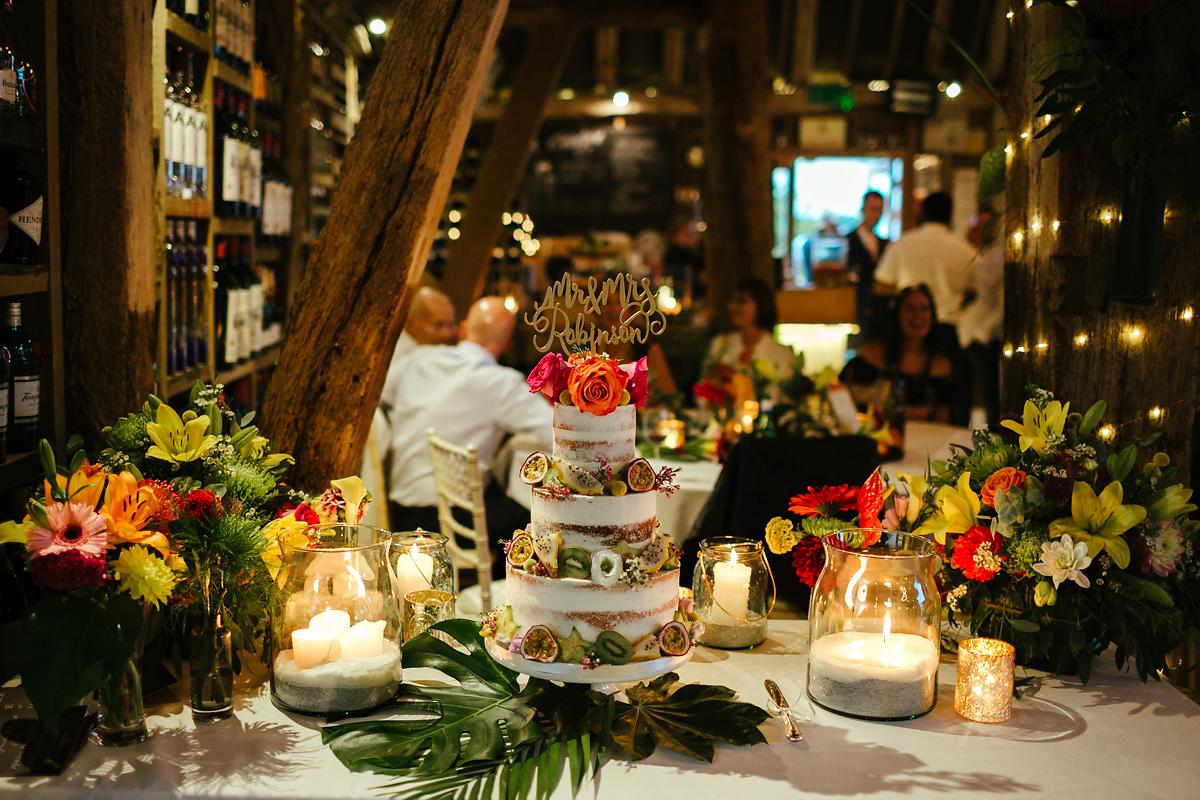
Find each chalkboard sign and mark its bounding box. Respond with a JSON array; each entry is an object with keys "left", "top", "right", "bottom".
[{"left": 524, "top": 126, "right": 675, "bottom": 235}]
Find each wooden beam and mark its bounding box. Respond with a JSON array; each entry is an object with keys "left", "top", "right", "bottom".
[
  {"left": 59, "top": 1, "right": 156, "bottom": 439},
  {"left": 506, "top": 0, "right": 702, "bottom": 28},
  {"left": 260, "top": 0, "right": 509, "bottom": 488},
  {"left": 885, "top": 0, "right": 907, "bottom": 77},
  {"left": 925, "top": 0, "right": 954, "bottom": 75},
  {"left": 790, "top": 0, "right": 816, "bottom": 86},
  {"left": 443, "top": 22, "right": 579, "bottom": 320},
  {"left": 663, "top": 27, "right": 686, "bottom": 89},
  {"left": 843, "top": 0, "right": 864, "bottom": 78},
  {"left": 701, "top": 0, "right": 775, "bottom": 320},
  {"left": 595, "top": 26, "right": 618, "bottom": 91}
]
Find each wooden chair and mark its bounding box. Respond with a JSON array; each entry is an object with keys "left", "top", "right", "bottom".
[{"left": 425, "top": 429, "right": 501, "bottom": 612}]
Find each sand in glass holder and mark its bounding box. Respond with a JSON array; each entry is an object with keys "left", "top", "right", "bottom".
[{"left": 692, "top": 537, "right": 775, "bottom": 649}]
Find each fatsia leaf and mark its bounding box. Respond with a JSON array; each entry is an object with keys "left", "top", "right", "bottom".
[{"left": 609, "top": 672, "right": 769, "bottom": 763}]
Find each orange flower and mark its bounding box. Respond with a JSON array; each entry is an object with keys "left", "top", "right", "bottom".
[
  {"left": 101, "top": 471, "right": 171, "bottom": 556},
  {"left": 44, "top": 460, "right": 108, "bottom": 510},
  {"left": 980, "top": 467, "right": 1028, "bottom": 508},
  {"left": 567, "top": 355, "right": 628, "bottom": 416}
]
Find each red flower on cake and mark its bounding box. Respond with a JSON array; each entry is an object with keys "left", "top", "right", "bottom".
[
  {"left": 619, "top": 356, "right": 650, "bottom": 407},
  {"left": 527, "top": 352, "right": 571, "bottom": 401},
  {"left": 791, "top": 536, "right": 826, "bottom": 587},
  {"left": 950, "top": 525, "right": 1006, "bottom": 582},
  {"left": 788, "top": 485, "right": 858, "bottom": 518},
  {"left": 567, "top": 355, "right": 629, "bottom": 416}
]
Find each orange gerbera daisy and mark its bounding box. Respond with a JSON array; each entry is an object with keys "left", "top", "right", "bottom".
[
  {"left": 788, "top": 484, "right": 859, "bottom": 518},
  {"left": 101, "top": 471, "right": 170, "bottom": 556}
]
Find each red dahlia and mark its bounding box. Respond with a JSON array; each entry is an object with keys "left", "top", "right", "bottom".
[
  {"left": 950, "top": 525, "right": 1006, "bottom": 582},
  {"left": 183, "top": 489, "right": 221, "bottom": 519},
  {"left": 791, "top": 536, "right": 827, "bottom": 587},
  {"left": 788, "top": 484, "right": 858, "bottom": 518},
  {"left": 29, "top": 549, "right": 108, "bottom": 591}
]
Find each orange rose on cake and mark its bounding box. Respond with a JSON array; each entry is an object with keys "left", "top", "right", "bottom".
[
  {"left": 567, "top": 355, "right": 629, "bottom": 416},
  {"left": 981, "top": 467, "right": 1028, "bottom": 508}
]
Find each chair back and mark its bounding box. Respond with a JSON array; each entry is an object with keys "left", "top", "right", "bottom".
[{"left": 425, "top": 429, "right": 492, "bottom": 607}]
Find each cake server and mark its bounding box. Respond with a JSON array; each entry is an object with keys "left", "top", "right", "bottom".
[{"left": 764, "top": 679, "right": 803, "bottom": 743}]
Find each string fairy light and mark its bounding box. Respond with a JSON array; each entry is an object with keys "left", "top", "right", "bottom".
[
  {"left": 1073, "top": 332, "right": 1089, "bottom": 347},
  {"left": 1002, "top": 344, "right": 1015, "bottom": 358},
  {"left": 1122, "top": 323, "right": 1146, "bottom": 346},
  {"left": 1035, "top": 341, "right": 1049, "bottom": 352},
  {"left": 1096, "top": 424, "right": 1117, "bottom": 442},
  {"left": 1011, "top": 230, "right": 1025, "bottom": 248},
  {"left": 1148, "top": 406, "right": 1166, "bottom": 424},
  {"left": 1180, "top": 306, "right": 1194, "bottom": 323},
  {"left": 1051, "top": 219, "right": 1061, "bottom": 234}
]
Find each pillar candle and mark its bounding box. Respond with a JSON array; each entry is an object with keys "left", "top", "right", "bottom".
[
  {"left": 337, "top": 619, "right": 387, "bottom": 659},
  {"left": 292, "top": 627, "right": 336, "bottom": 669},
  {"left": 710, "top": 561, "right": 752, "bottom": 625},
  {"left": 395, "top": 546, "right": 434, "bottom": 602}
]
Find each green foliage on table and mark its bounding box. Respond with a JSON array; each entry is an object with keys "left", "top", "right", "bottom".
[
  {"left": 321, "top": 619, "right": 770, "bottom": 800},
  {"left": 16, "top": 592, "right": 144, "bottom": 731}
]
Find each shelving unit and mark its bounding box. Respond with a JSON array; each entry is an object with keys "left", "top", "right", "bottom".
[{"left": 0, "top": 0, "right": 66, "bottom": 498}]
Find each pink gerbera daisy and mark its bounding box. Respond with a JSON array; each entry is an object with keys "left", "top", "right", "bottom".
[{"left": 26, "top": 502, "right": 108, "bottom": 558}]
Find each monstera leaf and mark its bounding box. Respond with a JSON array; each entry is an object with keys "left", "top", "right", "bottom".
[
  {"left": 611, "top": 673, "right": 770, "bottom": 762},
  {"left": 322, "top": 620, "right": 769, "bottom": 800}
]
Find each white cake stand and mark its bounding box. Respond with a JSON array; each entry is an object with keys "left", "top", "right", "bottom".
[{"left": 485, "top": 637, "right": 693, "bottom": 695}]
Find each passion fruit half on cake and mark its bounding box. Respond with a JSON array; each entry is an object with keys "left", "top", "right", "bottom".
[
  {"left": 507, "top": 532, "right": 536, "bottom": 567},
  {"left": 520, "top": 625, "right": 560, "bottom": 662},
  {"left": 625, "top": 458, "right": 655, "bottom": 493},
  {"left": 658, "top": 621, "right": 691, "bottom": 657},
  {"left": 519, "top": 452, "right": 550, "bottom": 485}
]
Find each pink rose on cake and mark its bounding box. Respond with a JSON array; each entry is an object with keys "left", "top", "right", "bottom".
[
  {"left": 619, "top": 356, "right": 649, "bottom": 407},
  {"left": 527, "top": 352, "right": 571, "bottom": 401},
  {"left": 568, "top": 355, "right": 629, "bottom": 416}
]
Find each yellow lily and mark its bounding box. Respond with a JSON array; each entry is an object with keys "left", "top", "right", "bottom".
[
  {"left": 44, "top": 460, "right": 109, "bottom": 509},
  {"left": 1049, "top": 481, "right": 1146, "bottom": 569},
  {"left": 145, "top": 404, "right": 218, "bottom": 465},
  {"left": 896, "top": 473, "right": 927, "bottom": 524},
  {"left": 261, "top": 515, "right": 314, "bottom": 580},
  {"left": 1000, "top": 399, "right": 1069, "bottom": 454},
  {"left": 915, "top": 472, "right": 980, "bottom": 544},
  {"left": 331, "top": 476, "right": 371, "bottom": 524},
  {"left": 101, "top": 471, "right": 171, "bottom": 556},
  {"left": 0, "top": 520, "right": 33, "bottom": 545},
  {"left": 1147, "top": 485, "right": 1196, "bottom": 522}
]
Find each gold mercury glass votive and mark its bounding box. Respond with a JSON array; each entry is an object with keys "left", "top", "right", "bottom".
[
  {"left": 659, "top": 418, "right": 686, "bottom": 451},
  {"left": 403, "top": 589, "right": 455, "bottom": 643},
  {"left": 955, "top": 637, "right": 1016, "bottom": 723}
]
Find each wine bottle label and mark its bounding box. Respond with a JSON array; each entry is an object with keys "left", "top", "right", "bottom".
[
  {"left": 163, "top": 103, "right": 174, "bottom": 161},
  {"left": 171, "top": 106, "right": 187, "bottom": 164},
  {"left": 183, "top": 110, "right": 197, "bottom": 170},
  {"left": 11, "top": 196, "right": 43, "bottom": 246},
  {"left": 247, "top": 283, "right": 264, "bottom": 354},
  {"left": 195, "top": 121, "right": 208, "bottom": 170},
  {"left": 185, "top": 0, "right": 199, "bottom": 14},
  {"left": 12, "top": 376, "right": 39, "bottom": 421},
  {"left": 0, "top": 385, "right": 8, "bottom": 431},
  {"left": 224, "top": 290, "right": 241, "bottom": 363},
  {"left": 250, "top": 147, "right": 263, "bottom": 208},
  {"left": 0, "top": 69, "right": 16, "bottom": 104},
  {"left": 222, "top": 138, "right": 242, "bottom": 202}
]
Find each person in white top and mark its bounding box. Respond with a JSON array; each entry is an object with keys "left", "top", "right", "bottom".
[
  {"left": 381, "top": 297, "right": 553, "bottom": 553},
  {"left": 873, "top": 192, "right": 977, "bottom": 327},
  {"left": 704, "top": 277, "right": 796, "bottom": 392},
  {"left": 957, "top": 213, "right": 1005, "bottom": 427}
]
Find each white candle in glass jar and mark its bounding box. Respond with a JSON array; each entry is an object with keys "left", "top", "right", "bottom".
[
  {"left": 395, "top": 546, "right": 434, "bottom": 601},
  {"left": 710, "top": 561, "right": 752, "bottom": 625},
  {"left": 337, "top": 620, "right": 386, "bottom": 659},
  {"left": 809, "top": 631, "right": 939, "bottom": 684}
]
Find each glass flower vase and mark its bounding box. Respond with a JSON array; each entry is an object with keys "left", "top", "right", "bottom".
[
  {"left": 93, "top": 658, "right": 147, "bottom": 746},
  {"left": 189, "top": 615, "right": 234, "bottom": 721}
]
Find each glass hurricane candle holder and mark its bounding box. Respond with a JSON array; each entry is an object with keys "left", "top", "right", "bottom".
[
  {"left": 269, "top": 524, "right": 403, "bottom": 715},
  {"left": 403, "top": 589, "right": 455, "bottom": 643},
  {"left": 807, "top": 530, "right": 940, "bottom": 721},
  {"left": 692, "top": 537, "right": 775, "bottom": 649},
  {"left": 955, "top": 638, "right": 1016, "bottom": 723},
  {"left": 390, "top": 532, "right": 455, "bottom": 600}
]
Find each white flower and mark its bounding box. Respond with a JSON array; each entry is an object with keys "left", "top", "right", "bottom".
[
  {"left": 1143, "top": 521, "right": 1183, "bottom": 578},
  {"left": 591, "top": 549, "right": 622, "bottom": 587},
  {"left": 1032, "top": 534, "right": 1093, "bottom": 589}
]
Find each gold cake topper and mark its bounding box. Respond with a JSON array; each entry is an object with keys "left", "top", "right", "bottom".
[{"left": 524, "top": 272, "right": 667, "bottom": 354}]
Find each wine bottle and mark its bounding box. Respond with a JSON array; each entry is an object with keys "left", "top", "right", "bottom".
[
  {"left": 188, "top": 220, "right": 207, "bottom": 366},
  {"left": 0, "top": 342, "right": 9, "bottom": 460},
  {"left": 4, "top": 302, "right": 39, "bottom": 452},
  {"left": 213, "top": 236, "right": 229, "bottom": 367},
  {"left": 175, "top": 220, "right": 191, "bottom": 370},
  {"left": 0, "top": 163, "right": 43, "bottom": 265},
  {"left": 0, "top": 29, "right": 16, "bottom": 116}
]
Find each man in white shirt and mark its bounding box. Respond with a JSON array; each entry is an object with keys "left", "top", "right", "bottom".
[
  {"left": 873, "top": 192, "right": 977, "bottom": 327},
  {"left": 382, "top": 297, "right": 553, "bottom": 553}
]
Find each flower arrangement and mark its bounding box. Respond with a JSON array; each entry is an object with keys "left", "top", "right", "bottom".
[
  {"left": 765, "top": 387, "right": 1200, "bottom": 681},
  {"left": 527, "top": 351, "right": 649, "bottom": 414}
]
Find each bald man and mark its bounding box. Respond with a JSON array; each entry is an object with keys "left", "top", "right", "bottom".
[
  {"left": 381, "top": 297, "right": 552, "bottom": 560},
  {"left": 396, "top": 286, "right": 457, "bottom": 357}
]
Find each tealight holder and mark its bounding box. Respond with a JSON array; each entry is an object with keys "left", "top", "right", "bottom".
[
  {"left": 692, "top": 537, "right": 775, "bottom": 649},
  {"left": 269, "top": 523, "right": 403, "bottom": 715},
  {"left": 955, "top": 638, "right": 1016, "bottom": 723},
  {"left": 659, "top": 418, "right": 686, "bottom": 451},
  {"left": 390, "top": 531, "right": 455, "bottom": 600},
  {"left": 807, "top": 530, "right": 940, "bottom": 721},
  {"left": 403, "top": 589, "right": 455, "bottom": 643},
  {"left": 738, "top": 400, "right": 760, "bottom": 434}
]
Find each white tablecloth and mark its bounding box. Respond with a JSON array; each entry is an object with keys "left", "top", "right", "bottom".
[{"left": 4, "top": 620, "right": 1198, "bottom": 798}]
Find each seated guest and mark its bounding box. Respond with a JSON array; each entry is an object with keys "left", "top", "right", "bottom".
[
  {"left": 381, "top": 297, "right": 552, "bottom": 559},
  {"left": 381, "top": 286, "right": 458, "bottom": 403},
  {"left": 705, "top": 277, "right": 795, "bottom": 385},
  {"left": 840, "top": 284, "right": 955, "bottom": 423}
]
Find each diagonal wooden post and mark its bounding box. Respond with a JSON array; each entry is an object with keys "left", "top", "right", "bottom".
[
  {"left": 442, "top": 21, "right": 579, "bottom": 318},
  {"left": 260, "top": 0, "right": 509, "bottom": 489}
]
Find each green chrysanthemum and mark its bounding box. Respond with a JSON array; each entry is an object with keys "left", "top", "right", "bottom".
[
  {"left": 801, "top": 516, "right": 853, "bottom": 538},
  {"left": 215, "top": 455, "right": 279, "bottom": 509},
  {"left": 1005, "top": 530, "right": 1044, "bottom": 575},
  {"left": 104, "top": 409, "right": 154, "bottom": 452},
  {"left": 963, "top": 441, "right": 1019, "bottom": 487}
]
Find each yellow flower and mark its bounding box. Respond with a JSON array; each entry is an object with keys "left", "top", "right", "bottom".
[
  {"left": 915, "top": 472, "right": 981, "bottom": 544},
  {"left": 0, "top": 520, "right": 33, "bottom": 545},
  {"left": 1049, "top": 481, "right": 1146, "bottom": 569},
  {"left": 44, "top": 461, "right": 108, "bottom": 509},
  {"left": 1000, "top": 399, "right": 1069, "bottom": 454},
  {"left": 764, "top": 516, "right": 797, "bottom": 554},
  {"left": 896, "top": 473, "right": 927, "bottom": 524},
  {"left": 260, "top": 516, "right": 314, "bottom": 580},
  {"left": 145, "top": 403, "right": 218, "bottom": 465},
  {"left": 1148, "top": 485, "right": 1196, "bottom": 522},
  {"left": 330, "top": 476, "right": 372, "bottom": 524},
  {"left": 111, "top": 545, "right": 178, "bottom": 608},
  {"left": 101, "top": 471, "right": 171, "bottom": 556}
]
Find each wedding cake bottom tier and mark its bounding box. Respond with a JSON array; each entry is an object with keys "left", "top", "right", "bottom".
[{"left": 272, "top": 642, "right": 402, "bottom": 713}]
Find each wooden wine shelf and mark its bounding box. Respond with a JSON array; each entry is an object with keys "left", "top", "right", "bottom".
[
  {"left": 216, "top": 344, "right": 282, "bottom": 386},
  {"left": 212, "top": 217, "right": 255, "bottom": 236},
  {"left": 165, "top": 12, "right": 211, "bottom": 53},
  {"left": 214, "top": 61, "right": 252, "bottom": 94},
  {"left": 309, "top": 86, "right": 337, "bottom": 110},
  {"left": 0, "top": 268, "right": 50, "bottom": 297},
  {"left": 166, "top": 366, "right": 209, "bottom": 398},
  {"left": 164, "top": 195, "right": 213, "bottom": 219}
]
